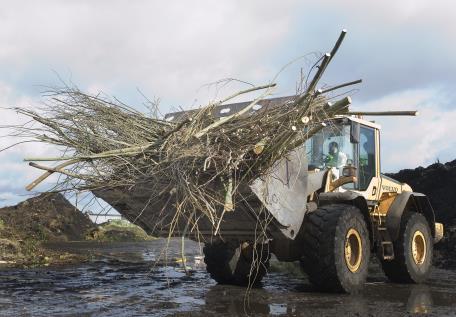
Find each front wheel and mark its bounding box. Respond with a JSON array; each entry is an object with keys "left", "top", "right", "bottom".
[
  {"left": 300, "top": 204, "right": 371, "bottom": 293},
  {"left": 381, "top": 212, "right": 433, "bottom": 283}
]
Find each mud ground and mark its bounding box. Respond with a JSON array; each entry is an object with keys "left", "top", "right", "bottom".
[{"left": 0, "top": 239, "right": 455, "bottom": 317}]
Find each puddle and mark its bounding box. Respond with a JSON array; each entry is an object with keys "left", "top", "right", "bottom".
[{"left": 0, "top": 239, "right": 455, "bottom": 316}]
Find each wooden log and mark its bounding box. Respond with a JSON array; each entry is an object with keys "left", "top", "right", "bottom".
[
  {"left": 316, "top": 79, "right": 362, "bottom": 95},
  {"left": 253, "top": 138, "right": 268, "bottom": 155},
  {"left": 28, "top": 161, "right": 89, "bottom": 185},
  {"left": 25, "top": 159, "right": 81, "bottom": 191},
  {"left": 297, "top": 29, "right": 348, "bottom": 103},
  {"left": 329, "top": 96, "right": 352, "bottom": 113},
  {"left": 328, "top": 29, "right": 347, "bottom": 64},
  {"left": 347, "top": 111, "right": 419, "bottom": 116}
]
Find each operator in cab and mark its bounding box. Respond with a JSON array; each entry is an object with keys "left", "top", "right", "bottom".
[{"left": 325, "top": 141, "right": 347, "bottom": 168}]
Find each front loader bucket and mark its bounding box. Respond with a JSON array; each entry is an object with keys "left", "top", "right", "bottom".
[{"left": 94, "top": 145, "right": 311, "bottom": 241}]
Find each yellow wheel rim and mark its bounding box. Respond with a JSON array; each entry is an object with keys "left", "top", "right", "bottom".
[
  {"left": 412, "top": 230, "right": 427, "bottom": 265},
  {"left": 345, "top": 228, "right": 363, "bottom": 273}
]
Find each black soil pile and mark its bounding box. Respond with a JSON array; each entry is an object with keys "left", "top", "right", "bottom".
[
  {"left": 388, "top": 159, "right": 456, "bottom": 269},
  {"left": 388, "top": 160, "right": 456, "bottom": 224},
  {"left": 0, "top": 193, "right": 95, "bottom": 266}
]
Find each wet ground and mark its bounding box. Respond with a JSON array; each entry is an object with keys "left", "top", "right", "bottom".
[{"left": 0, "top": 239, "right": 455, "bottom": 316}]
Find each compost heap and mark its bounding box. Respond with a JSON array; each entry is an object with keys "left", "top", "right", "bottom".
[
  {"left": 388, "top": 160, "right": 456, "bottom": 269},
  {"left": 10, "top": 31, "right": 358, "bottom": 239},
  {"left": 0, "top": 193, "right": 94, "bottom": 242},
  {"left": 0, "top": 193, "right": 94, "bottom": 265}
]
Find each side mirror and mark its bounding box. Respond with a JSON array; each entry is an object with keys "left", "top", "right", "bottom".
[
  {"left": 329, "top": 165, "right": 358, "bottom": 191},
  {"left": 342, "top": 165, "right": 357, "bottom": 178}
]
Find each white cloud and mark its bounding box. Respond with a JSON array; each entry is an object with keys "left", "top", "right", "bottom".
[
  {"left": 0, "top": 0, "right": 300, "bottom": 108},
  {"left": 0, "top": 82, "right": 62, "bottom": 206},
  {"left": 354, "top": 87, "right": 456, "bottom": 171},
  {"left": 0, "top": 192, "right": 26, "bottom": 205},
  {"left": 1, "top": 1, "right": 456, "bottom": 105}
]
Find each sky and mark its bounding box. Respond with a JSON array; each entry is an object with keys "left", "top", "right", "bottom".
[{"left": 0, "top": 0, "right": 455, "bottom": 207}]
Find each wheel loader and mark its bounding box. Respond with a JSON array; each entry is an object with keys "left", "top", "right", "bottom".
[
  {"left": 93, "top": 29, "right": 444, "bottom": 293},
  {"left": 95, "top": 97, "right": 444, "bottom": 294}
]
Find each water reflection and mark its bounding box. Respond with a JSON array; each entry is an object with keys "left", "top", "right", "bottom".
[
  {"left": 204, "top": 285, "right": 271, "bottom": 315},
  {"left": 407, "top": 285, "right": 433, "bottom": 314},
  {"left": 199, "top": 280, "right": 439, "bottom": 316}
]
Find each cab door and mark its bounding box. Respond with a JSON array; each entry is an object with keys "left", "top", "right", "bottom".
[{"left": 357, "top": 125, "right": 380, "bottom": 200}]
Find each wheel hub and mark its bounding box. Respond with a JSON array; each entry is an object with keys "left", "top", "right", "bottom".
[
  {"left": 345, "top": 228, "right": 363, "bottom": 273},
  {"left": 412, "top": 230, "right": 426, "bottom": 265}
]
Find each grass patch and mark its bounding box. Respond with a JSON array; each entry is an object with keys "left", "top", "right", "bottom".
[{"left": 86, "top": 219, "right": 154, "bottom": 242}]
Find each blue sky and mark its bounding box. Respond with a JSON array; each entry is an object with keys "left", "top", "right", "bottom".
[{"left": 0, "top": 0, "right": 455, "bottom": 207}]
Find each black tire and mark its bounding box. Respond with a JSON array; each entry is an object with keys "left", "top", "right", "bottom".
[
  {"left": 300, "top": 204, "right": 370, "bottom": 293},
  {"left": 203, "top": 240, "right": 270, "bottom": 286},
  {"left": 381, "top": 212, "right": 433, "bottom": 283}
]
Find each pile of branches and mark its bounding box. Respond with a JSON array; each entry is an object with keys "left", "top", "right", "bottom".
[{"left": 10, "top": 30, "right": 358, "bottom": 234}]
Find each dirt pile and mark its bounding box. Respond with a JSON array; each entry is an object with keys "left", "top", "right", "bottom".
[
  {"left": 0, "top": 193, "right": 95, "bottom": 265},
  {"left": 388, "top": 159, "right": 456, "bottom": 268},
  {"left": 388, "top": 159, "right": 456, "bottom": 224},
  {"left": 434, "top": 221, "right": 456, "bottom": 268},
  {"left": 0, "top": 193, "right": 95, "bottom": 242},
  {"left": 0, "top": 193, "right": 156, "bottom": 266}
]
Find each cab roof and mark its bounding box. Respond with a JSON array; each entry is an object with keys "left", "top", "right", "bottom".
[{"left": 336, "top": 115, "right": 381, "bottom": 130}]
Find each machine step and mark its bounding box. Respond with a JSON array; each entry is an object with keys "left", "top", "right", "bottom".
[{"left": 381, "top": 241, "right": 394, "bottom": 260}]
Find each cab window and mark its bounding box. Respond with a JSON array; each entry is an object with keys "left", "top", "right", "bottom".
[
  {"left": 306, "top": 123, "right": 355, "bottom": 173},
  {"left": 358, "top": 126, "right": 376, "bottom": 190}
]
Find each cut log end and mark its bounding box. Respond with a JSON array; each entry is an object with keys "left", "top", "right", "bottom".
[{"left": 254, "top": 144, "right": 265, "bottom": 155}]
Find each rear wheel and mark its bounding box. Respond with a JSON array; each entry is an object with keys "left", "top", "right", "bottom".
[
  {"left": 381, "top": 212, "right": 433, "bottom": 283},
  {"left": 203, "top": 240, "right": 270, "bottom": 286},
  {"left": 300, "top": 204, "right": 370, "bottom": 293}
]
